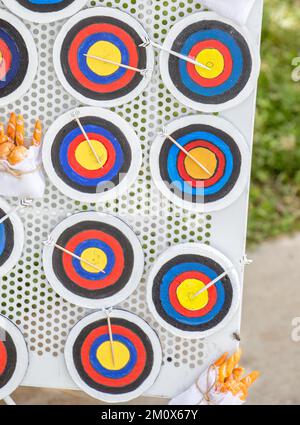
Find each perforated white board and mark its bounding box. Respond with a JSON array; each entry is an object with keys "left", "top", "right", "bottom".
[{"left": 0, "top": 0, "right": 263, "bottom": 400}]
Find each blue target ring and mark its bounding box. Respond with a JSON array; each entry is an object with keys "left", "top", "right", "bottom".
[
  {"left": 58, "top": 124, "right": 124, "bottom": 187},
  {"left": 0, "top": 224, "right": 6, "bottom": 258},
  {"left": 72, "top": 238, "right": 116, "bottom": 280},
  {"left": 0, "top": 208, "right": 14, "bottom": 269},
  {"left": 160, "top": 262, "right": 225, "bottom": 326},
  {"left": 13, "top": 0, "right": 78, "bottom": 13},
  {"left": 27, "top": 0, "right": 65, "bottom": 4},
  {"left": 167, "top": 19, "right": 253, "bottom": 106},
  {"left": 167, "top": 131, "right": 233, "bottom": 197},
  {"left": 159, "top": 123, "right": 242, "bottom": 205},
  {"left": 77, "top": 32, "right": 129, "bottom": 85},
  {"left": 53, "top": 120, "right": 125, "bottom": 187},
  {"left": 51, "top": 116, "right": 133, "bottom": 195},
  {"left": 151, "top": 253, "right": 234, "bottom": 333},
  {"left": 52, "top": 220, "right": 135, "bottom": 300},
  {"left": 59, "top": 14, "right": 148, "bottom": 103},
  {"left": 89, "top": 333, "right": 137, "bottom": 379},
  {"left": 72, "top": 317, "right": 155, "bottom": 395}
]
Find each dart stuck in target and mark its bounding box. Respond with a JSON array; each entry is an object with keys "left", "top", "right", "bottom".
[
  {"left": 53, "top": 7, "right": 155, "bottom": 107},
  {"left": 42, "top": 107, "right": 142, "bottom": 203},
  {"left": 151, "top": 114, "right": 251, "bottom": 213},
  {"left": 64, "top": 309, "right": 162, "bottom": 403},
  {"left": 160, "top": 12, "right": 260, "bottom": 113},
  {"left": 43, "top": 212, "right": 145, "bottom": 309},
  {"left": 147, "top": 243, "right": 241, "bottom": 339}
]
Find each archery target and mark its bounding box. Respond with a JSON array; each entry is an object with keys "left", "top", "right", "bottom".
[
  {"left": 65, "top": 310, "right": 162, "bottom": 403},
  {"left": 0, "top": 10, "right": 37, "bottom": 106},
  {"left": 2, "top": 0, "right": 87, "bottom": 24},
  {"left": 150, "top": 115, "right": 250, "bottom": 212},
  {"left": 53, "top": 7, "right": 154, "bottom": 107},
  {"left": 42, "top": 107, "right": 142, "bottom": 203},
  {"left": 0, "top": 315, "right": 28, "bottom": 401},
  {"left": 147, "top": 243, "right": 241, "bottom": 339},
  {"left": 43, "top": 212, "right": 144, "bottom": 309},
  {"left": 160, "top": 12, "right": 260, "bottom": 112},
  {"left": 0, "top": 198, "right": 24, "bottom": 278}
]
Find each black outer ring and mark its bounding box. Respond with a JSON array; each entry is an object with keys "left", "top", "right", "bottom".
[
  {"left": 0, "top": 328, "right": 17, "bottom": 390},
  {"left": 51, "top": 116, "right": 132, "bottom": 194},
  {"left": 159, "top": 124, "right": 242, "bottom": 204},
  {"left": 168, "top": 20, "right": 252, "bottom": 105},
  {"left": 15, "top": 0, "right": 75, "bottom": 13},
  {"left": 72, "top": 317, "right": 154, "bottom": 395},
  {"left": 52, "top": 220, "right": 135, "bottom": 299},
  {"left": 60, "top": 16, "right": 147, "bottom": 101},
  {"left": 0, "top": 19, "right": 29, "bottom": 99},
  {"left": 152, "top": 254, "right": 233, "bottom": 332},
  {"left": 0, "top": 208, "right": 14, "bottom": 268}
]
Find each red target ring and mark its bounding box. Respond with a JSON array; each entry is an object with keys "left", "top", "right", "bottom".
[
  {"left": 168, "top": 270, "right": 217, "bottom": 318},
  {"left": 177, "top": 140, "right": 226, "bottom": 188},
  {"left": 186, "top": 39, "right": 233, "bottom": 88},
  {"left": 62, "top": 229, "right": 124, "bottom": 290},
  {"left": 80, "top": 324, "right": 146, "bottom": 388},
  {"left": 68, "top": 23, "right": 139, "bottom": 93},
  {"left": 67, "top": 132, "right": 116, "bottom": 179},
  {"left": 0, "top": 39, "right": 12, "bottom": 81},
  {"left": 0, "top": 341, "right": 7, "bottom": 376}
]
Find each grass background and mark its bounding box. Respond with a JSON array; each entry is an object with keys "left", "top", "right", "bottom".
[{"left": 248, "top": 0, "right": 300, "bottom": 244}]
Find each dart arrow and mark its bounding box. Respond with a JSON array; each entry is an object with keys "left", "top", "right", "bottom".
[
  {"left": 83, "top": 53, "right": 148, "bottom": 76},
  {"left": 71, "top": 111, "right": 103, "bottom": 168},
  {"left": 190, "top": 266, "right": 235, "bottom": 299},
  {"left": 105, "top": 310, "right": 116, "bottom": 368},
  {"left": 140, "top": 37, "right": 211, "bottom": 70},
  {"left": 162, "top": 131, "right": 213, "bottom": 177},
  {"left": 44, "top": 236, "right": 106, "bottom": 274}
]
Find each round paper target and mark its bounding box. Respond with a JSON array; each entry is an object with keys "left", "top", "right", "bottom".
[
  {"left": 0, "top": 315, "right": 28, "bottom": 401},
  {"left": 0, "top": 10, "right": 37, "bottom": 106},
  {"left": 43, "top": 107, "right": 142, "bottom": 203},
  {"left": 150, "top": 115, "right": 250, "bottom": 212},
  {"left": 0, "top": 198, "right": 24, "bottom": 278},
  {"left": 43, "top": 212, "right": 144, "bottom": 309},
  {"left": 54, "top": 7, "right": 154, "bottom": 107},
  {"left": 2, "top": 0, "right": 87, "bottom": 23},
  {"left": 147, "top": 243, "right": 241, "bottom": 339},
  {"left": 65, "top": 310, "right": 162, "bottom": 403},
  {"left": 160, "top": 12, "right": 260, "bottom": 112}
]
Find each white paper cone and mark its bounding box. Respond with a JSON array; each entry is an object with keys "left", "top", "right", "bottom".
[
  {"left": 0, "top": 146, "right": 45, "bottom": 198},
  {"left": 169, "top": 366, "right": 244, "bottom": 405}
]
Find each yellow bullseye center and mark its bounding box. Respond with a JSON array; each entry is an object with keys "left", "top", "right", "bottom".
[
  {"left": 97, "top": 341, "right": 130, "bottom": 370},
  {"left": 177, "top": 278, "right": 209, "bottom": 311},
  {"left": 75, "top": 140, "right": 108, "bottom": 170},
  {"left": 87, "top": 41, "right": 121, "bottom": 76},
  {"left": 184, "top": 147, "right": 217, "bottom": 180},
  {"left": 0, "top": 50, "right": 3, "bottom": 65},
  {"left": 80, "top": 247, "right": 107, "bottom": 274},
  {"left": 195, "top": 48, "right": 224, "bottom": 79}
]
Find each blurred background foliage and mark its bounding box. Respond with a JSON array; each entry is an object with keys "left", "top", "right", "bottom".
[{"left": 248, "top": 0, "right": 300, "bottom": 244}]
